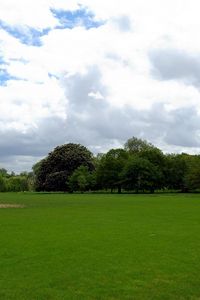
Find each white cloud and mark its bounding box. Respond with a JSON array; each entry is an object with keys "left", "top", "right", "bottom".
[
  {"left": 0, "top": 0, "right": 57, "bottom": 29},
  {"left": 1, "top": 0, "right": 200, "bottom": 171}
]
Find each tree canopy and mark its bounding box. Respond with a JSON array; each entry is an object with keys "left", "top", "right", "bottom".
[
  {"left": 1, "top": 136, "right": 200, "bottom": 193},
  {"left": 34, "top": 143, "right": 94, "bottom": 191}
]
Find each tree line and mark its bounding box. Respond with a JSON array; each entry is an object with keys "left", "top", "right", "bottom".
[
  {"left": 0, "top": 169, "right": 34, "bottom": 192},
  {"left": 1, "top": 137, "right": 200, "bottom": 193}
]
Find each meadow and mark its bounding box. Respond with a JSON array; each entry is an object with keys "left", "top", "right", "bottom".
[{"left": 0, "top": 193, "right": 200, "bottom": 300}]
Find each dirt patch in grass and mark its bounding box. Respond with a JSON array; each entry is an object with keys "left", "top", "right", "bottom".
[{"left": 0, "top": 204, "right": 25, "bottom": 208}]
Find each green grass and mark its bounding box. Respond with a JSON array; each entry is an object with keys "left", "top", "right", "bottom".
[{"left": 0, "top": 193, "right": 200, "bottom": 299}]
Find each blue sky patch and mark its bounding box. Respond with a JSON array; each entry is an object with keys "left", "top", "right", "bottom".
[
  {"left": 0, "top": 68, "right": 18, "bottom": 86},
  {"left": 0, "top": 21, "right": 50, "bottom": 46},
  {"left": 51, "top": 7, "right": 103, "bottom": 30},
  {"left": 0, "top": 56, "right": 7, "bottom": 65},
  {"left": 0, "top": 65, "right": 27, "bottom": 86}
]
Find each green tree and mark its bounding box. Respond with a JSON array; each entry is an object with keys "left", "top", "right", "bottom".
[
  {"left": 184, "top": 155, "right": 200, "bottom": 191},
  {"left": 0, "top": 175, "right": 7, "bottom": 192},
  {"left": 68, "top": 166, "right": 92, "bottom": 193},
  {"left": 164, "top": 154, "right": 188, "bottom": 192},
  {"left": 33, "top": 158, "right": 48, "bottom": 191},
  {"left": 122, "top": 156, "right": 161, "bottom": 193},
  {"left": 45, "top": 171, "right": 68, "bottom": 192},
  {"left": 96, "top": 149, "right": 128, "bottom": 193},
  {"left": 124, "top": 137, "right": 154, "bottom": 153},
  {"left": 0, "top": 168, "right": 8, "bottom": 177},
  {"left": 19, "top": 171, "right": 35, "bottom": 191},
  {"left": 7, "top": 176, "right": 28, "bottom": 192},
  {"left": 35, "top": 143, "right": 94, "bottom": 192},
  {"left": 139, "top": 147, "right": 166, "bottom": 190}
]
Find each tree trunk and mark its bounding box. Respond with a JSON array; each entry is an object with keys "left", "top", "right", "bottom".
[
  {"left": 150, "top": 188, "right": 155, "bottom": 194},
  {"left": 118, "top": 185, "right": 121, "bottom": 194}
]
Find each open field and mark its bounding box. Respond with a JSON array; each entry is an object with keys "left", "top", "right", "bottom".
[{"left": 0, "top": 193, "right": 200, "bottom": 299}]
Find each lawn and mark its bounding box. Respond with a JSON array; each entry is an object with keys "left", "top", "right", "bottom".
[{"left": 0, "top": 193, "right": 200, "bottom": 299}]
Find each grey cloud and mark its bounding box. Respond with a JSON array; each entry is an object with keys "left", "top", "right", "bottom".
[
  {"left": 149, "top": 48, "right": 200, "bottom": 87},
  {"left": 141, "top": 104, "right": 200, "bottom": 148},
  {"left": 0, "top": 116, "right": 69, "bottom": 172},
  {"left": 0, "top": 117, "right": 67, "bottom": 157},
  {"left": 106, "top": 52, "right": 131, "bottom": 67},
  {"left": 0, "top": 155, "right": 39, "bottom": 174},
  {"left": 164, "top": 107, "right": 200, "bottom": 147},
  {"left": 63, "top": 66, "right": 200, "bottom": 150},
  {"left": 63, "top": 66, "right": 139, "bottom": 146},
  {"left": 1, "top": 66, "right": 200, "bottom": 172}
]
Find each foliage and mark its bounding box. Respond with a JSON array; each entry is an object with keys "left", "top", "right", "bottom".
[
  {"left": 184, "top": 155, "right": 200, "bottom": 190},
  {"left": 0, "top": 169, "right": 32, "bottom": 192},
  {"left": 7, "top": 176, "right": 29, "bottom": 192},
  {"left": 124, "top": 136, "right": 154, "bottom": 153},
  {"left": 96, "top": 149, "right": 128, "bottom": 193},
  {"left": 0, "top": 175, "right": 7, "bottom": 192},
  {"left": 45, "top": 171, "right": 69, "bottom": 192},
  {"left": 68, "top": 166, "right": 92, "bottom": 192},
  {"left": 121, "top": 156, "right": 161, "bottom": 193},
  {"left": 0, "top": 168, "right": 8, "bottom": 177},
  {"left": 35, "top": 143, "right": 94, "bottom": 191},
  {"left": 3, "top": 136, "right": 200, "bottom": 193},
  {"left": 164, "top": 154, "right": 188, "bottom": 191},
  {"left": 139, "top": 147, "right": 166, "bottom": 189}
]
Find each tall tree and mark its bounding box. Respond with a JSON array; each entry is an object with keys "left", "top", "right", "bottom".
[
  {"left": 0, "top": 175, "right": 7, "bottom": 192},
  {"left": 184, "top": 155, "right": 200, "bottom": 191},
  {"left": 164, "top": 154, "right": 188, "bottom": 192},
  {"left": 122, "top": 156, "right": 161, "bottom": 193},
  {"left": 139, "top": 147, "right": 166, "bottom": 190},
  {"left": 96, "top": 149, "right": 129, "bottom": 193},
  {"left": 68, "top": 166, "right": 92, "bottom": 193},
  {"left": 0, "top": 168, "right": 8, "bottom": 177},
  {"left": 35, "top": 143, "right": 94, "bottom": 191},
  {"left": 7, "top": 176, "right": 28, "bottom": 192},
  {"left": 124, "top": 137, "right": 154, "bottom": 153}
]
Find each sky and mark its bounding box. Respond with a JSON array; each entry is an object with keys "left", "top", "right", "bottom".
[{"left": 1, "top": 0, "right": 200, "bottom": 172}]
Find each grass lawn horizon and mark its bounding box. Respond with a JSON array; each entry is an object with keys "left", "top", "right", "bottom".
[{"left": 0, "top": 193, "right": 200, "bottom": 299}]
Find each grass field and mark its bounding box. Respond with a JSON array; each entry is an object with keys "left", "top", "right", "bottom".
[{"left": 0, "top": 193, "right": 200, "bottom": 300}]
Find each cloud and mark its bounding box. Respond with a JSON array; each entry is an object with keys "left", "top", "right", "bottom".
[
  {"left": 1, "top": 64, "right": 200, "bottom": 173},
  {"left": 150, "top": 48, "right": 200, "bottom": 87},
  {"left": 1, "top": 0, "right": 200, "bottom": 172},
  {"left": 112, "top": 15, "right": 133, "bottom": 32},
  {"left": 0, "top": 0, "right": 58, "bottom": 29},
  {"left": 62, "top": 67, "right": 200, "bottom": 152},
  {"left": 0, "top": 117, "right": 68, "bottom": 156},
  {"left": 0, "top": 116, "right": 68, "bottom": 172}
]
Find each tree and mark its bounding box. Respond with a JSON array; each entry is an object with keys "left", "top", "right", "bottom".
[
  {"left": 164, "top": 154, "right": 188, "bottom": 192},
  {"left": 121, "top": 156, "right": 161, "bottom": 193},
  {"left": 139, "top": 147, "right": 166, "bottom": 190},
  {"left": 68, "top": 166, "right": 92, "bottom": 193},
  {"left": 33, "top": 158, "right": 49, "bottom": 191},
  {"left": 19, "top": 171, "right": 35, "bottom": 191},
  {"left": 96, "top": 149, "right": 128, "bottom": 193},
  {"left": 124, "top": 137, "right": 154, "bottom": 153},
  {"left": 0, "top": 168, "right": 8, "bottom": 177},
  {"left": 184, "top": 155, "right": 200, "bottom": 191},
  {"left": 45, "top": 171, "right": 68, "bottom": 191},
  {"left": 32, "top": 159, "right": 46, "bottom": 177},
  {"left": 35, "top": 143, "right": 94, "bottom": 191},
  {"left": 7, "top": 176, "right": 28, "bottom": 192},
  {"left": 0, "top": 175, "right": 7, "bottom": 192}
]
